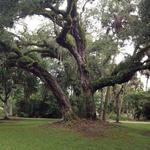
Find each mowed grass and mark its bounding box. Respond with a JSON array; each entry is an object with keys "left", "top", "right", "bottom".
[{"left": 0, "top": 119, "right": 149, "bottom": 150}]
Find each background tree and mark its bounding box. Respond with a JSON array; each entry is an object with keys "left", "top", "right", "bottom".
[
  {"left": 124, "top": 90, "right": 150, "bottom": 120},
  {"left": 0, "top": 62, "right": 15, "bottom": 119}
]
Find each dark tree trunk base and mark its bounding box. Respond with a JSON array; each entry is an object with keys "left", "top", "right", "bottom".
[
  {"left": 3, "top": 116, "right": 10, "bottom": 120},
  {"left": 62, "top": 111, "right": 78, "bottom": 122}
]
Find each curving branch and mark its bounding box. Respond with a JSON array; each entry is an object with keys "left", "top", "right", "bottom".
[
  {"left": 34, "top": 8, "right": 64, "bottom": 27},
  {"left": 24, "top": 49, "right": 60, "bottom": 59},
  {"left": 6, "top": 53, "right": 75, "bottom": 120},
  {"left": 92, "top": 45, "right": 150, "bottom": 92}
]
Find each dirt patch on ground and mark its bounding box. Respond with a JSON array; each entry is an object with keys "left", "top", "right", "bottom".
[
  {"left": 43, "top": 119, "right": 113, "bottom": 138},
  {"left": 142, "top": 131, "right": 150, "bottom": 137}
]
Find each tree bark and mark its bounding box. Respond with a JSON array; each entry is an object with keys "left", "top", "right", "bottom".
[
  {"left": 78, "top": 62, "right": 96, "bottom": 119},
  {"left": 113, "top": 85, "right": 124, "bottom": 123}
]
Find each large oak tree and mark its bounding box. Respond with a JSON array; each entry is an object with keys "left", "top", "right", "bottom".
[{"left": 0, "top": 0, "right": 150, "bottom": 121}]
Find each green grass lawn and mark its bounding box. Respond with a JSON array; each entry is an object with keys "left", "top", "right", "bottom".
[{"left": 0, "top": 119, "right": 149, "bottom": 150}]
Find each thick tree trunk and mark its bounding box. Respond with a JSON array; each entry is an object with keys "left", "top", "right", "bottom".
[
  {"left": 55, "top": 1, "right": 97, "bottom": 120},
  {"left": 41, "top": 76, "right": 75, "bottom": 121},
  {"left": 102, "top": 87, "right": 110, "bottom": 122},
  {"left": 84, "top": 90, "right": 96, "bottom": 120},
  {"left": 71, "top": 2, "right": 96, "bottom": 120},
  {"left": 79, "top": 64, "right": 96, "bottom": 120}
]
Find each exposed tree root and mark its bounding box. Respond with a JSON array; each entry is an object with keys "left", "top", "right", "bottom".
[{"left": 44, "top": 119, "right": 112, "bottom": 138}]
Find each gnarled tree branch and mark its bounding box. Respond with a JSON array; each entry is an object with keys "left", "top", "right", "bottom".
[{"left": 92, "top": 45, "right": 150, "bottom": 92}]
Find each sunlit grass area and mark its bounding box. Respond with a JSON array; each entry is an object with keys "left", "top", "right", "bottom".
[{"left": 0, "top": 119, "right": 149, "bottom": 150}]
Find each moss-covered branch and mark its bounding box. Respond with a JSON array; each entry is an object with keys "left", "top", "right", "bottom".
[
  {"left": 6, "top": 53, "right": 76, "bottom": 120},
  {"left": 92, "top": 45, "right": 150, "bottom": 92},
  {"left": 24, "top": 49, "right": 60, "bottom": 59}
]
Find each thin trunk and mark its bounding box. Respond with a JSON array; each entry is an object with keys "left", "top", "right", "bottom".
[
  {"left": 102, "top": 87, "right": 110, "bottom": 122},
  {"left": 146, "top": 77, "right": 149, "bottom": 91},
  {"left": 8, "top": 100, "right": 13, "bottom": 116},
  {"left": 99, "top": 89, "right": 104, "bottom": 120},
  {"left": 113, "top": 85, "right": 124, "bottom": 123},
  {"left": 116, "top": 96, "right": 120, "bottom": 123},
  {"left": 3, "top": 101, "right": 9, "bottom": 120},
  {"left": 126, "top": 102, "right": 130, "bottom": 119},
  {"left": 132, "top": 109, "right": 135, "bottom": 119}
]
